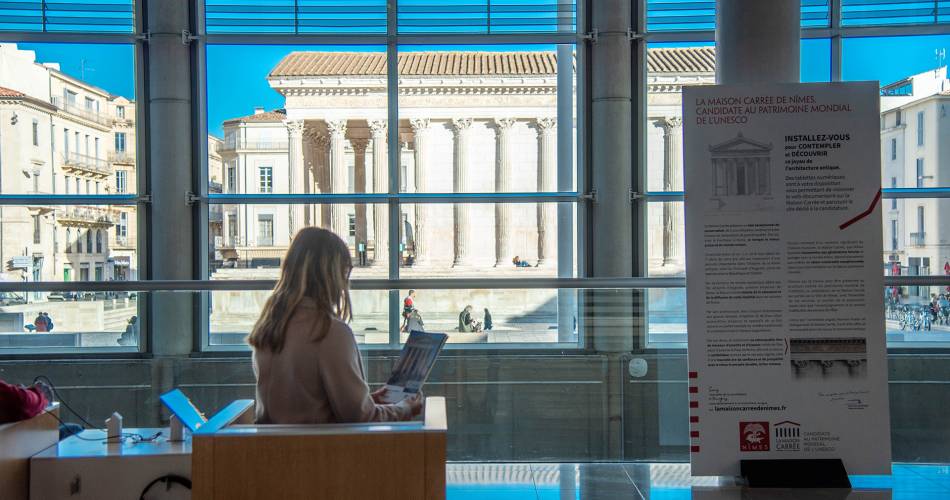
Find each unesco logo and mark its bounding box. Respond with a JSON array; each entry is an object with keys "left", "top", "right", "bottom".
[
  {"left": 774, "top": 421, "right": 802, "bottom": 452},
  {"left": 739, "top": 421, "right": 770, "bottom": 452}
]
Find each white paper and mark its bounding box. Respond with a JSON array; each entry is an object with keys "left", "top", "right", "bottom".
[{"left": 684, "top": 82, "right": 891, "bottom": 476}]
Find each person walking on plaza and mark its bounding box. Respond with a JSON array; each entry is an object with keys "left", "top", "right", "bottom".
[
  {"left": 401, "top": 290, "right": 417, "bottom": 332},
  {"left": 483, "top": 308, "right": 493, "bottom": 331},
  {"left": 43, "top": 312, "right": 54, "bottom": 331}
]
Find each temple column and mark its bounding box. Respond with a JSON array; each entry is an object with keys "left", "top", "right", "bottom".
[
  {"left": 661, "top": 117, "right": 683, "bottom": 268},
  {"left": 327, "top": 119, "right": 348, "bottom": 238},
  {"left": 410, "top": 118, "right": 431, "bottom": 266},
  {"left": 494, "top": 118, "right": 516, "bottom": 266},
  {"left": 369, "top": 120, "right": 388, "bottom": 265},
  {"left": 350, "top": 138, "right": 369, "bottom": 249},
  {"left": 286, "top": 120, "right": 306, "bottom": 237},
  {"left": 452, "top": 118, "right": 474, "bottom": 267},
  {"left": 536, "top": 117, "right": 557, "bottom": 266},
  {"left": 311, "top": 134, "right": 330, "bottom": 228},
  {"left": 303, "top": 130, "right": 325, "bottom": 227}
]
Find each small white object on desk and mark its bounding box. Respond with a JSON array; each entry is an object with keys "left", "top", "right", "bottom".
[
  {"left": 169, "top": 414, "right": 186, "bottom": 442},
  {"left": 104, "top": 412, "right": 123, "bottom": 443}
]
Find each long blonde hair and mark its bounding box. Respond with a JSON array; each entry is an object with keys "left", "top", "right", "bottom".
[{"left": 248, "top": 227, "right": 353, "bottom": 353}]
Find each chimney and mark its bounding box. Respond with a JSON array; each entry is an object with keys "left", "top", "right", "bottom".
[{"left": 253, "top": 106, "right": 265, "bottom": 115}]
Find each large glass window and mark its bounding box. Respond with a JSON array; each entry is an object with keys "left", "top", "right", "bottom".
[
  {"left": 844, "top": 33, "right": 950, "bottom": 301},
  {"left": 205, "top": 37, "right": 577, "bottom": 345},
  {"left": 0, "top": 41, "right": 140, "bottom": 351}
]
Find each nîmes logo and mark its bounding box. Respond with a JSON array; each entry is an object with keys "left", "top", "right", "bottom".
[{"left": 739, "top": 421, "right": 770, "bottom": 451}]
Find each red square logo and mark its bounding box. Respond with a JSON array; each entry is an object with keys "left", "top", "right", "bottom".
[{"left": 739, "top": 422, "right": 770, "bottom": 452}]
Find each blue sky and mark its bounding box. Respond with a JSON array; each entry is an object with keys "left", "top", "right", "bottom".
[{"left": 14, "top": 34, "right": 950, "bottom": 137}]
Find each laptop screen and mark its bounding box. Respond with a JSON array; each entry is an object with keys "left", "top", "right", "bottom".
[{"left": 160, "top": 388, "right": 206, "bottom": 433}]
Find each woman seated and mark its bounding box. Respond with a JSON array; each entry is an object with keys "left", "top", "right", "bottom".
[
  {"left": 249, "top": 227, "right": 422, "bottom": 424},
  {"left": 511, "top": 256, "right": 531, "bottom": 268}
]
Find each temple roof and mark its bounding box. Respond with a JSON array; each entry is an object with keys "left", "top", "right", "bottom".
[
  {"left": 223, "top": 109, "right": 287, "bottom": 125},
  {"left": 270, "top": 46, "right": 715, "bottom": 78}
]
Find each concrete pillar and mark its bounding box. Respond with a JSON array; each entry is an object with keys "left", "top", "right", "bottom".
[
  {"left": 286, "top": 120, "right": 305, "bottom": 236},
  {"left": 369, "top": 120, "right": 388, "bottom": 265},
  {"left": 351, "top": 138, "right": 369, "bottom": 248},
  {"left": 327, "top": 119, "right": 348, "bottom": 237},
  {"left": 452, "top": 118, "right": 474, "bottom": 267},
  {"left": 410, "top": 118, "right": 431, "bottom": 266},
  {"left": 589, "top": 0, "right": 634, "bottom": 460},
  {"left": 147, "top": 0, "right": 193, "bottom": 357},
  {"left": 536, "top": 117, "right": 557, "bottom": 266},
  {"left": 660, "top": 117, "right": 683, "bottom": 268},
  {"left": 591, "top": 0, "right": 633, "bottom": 281},
  {"left": 716, "top": 0, "right": 801, "bottom": 84},
  {"left": 494, "top": 118, "right": 516, "bottom": 266}
]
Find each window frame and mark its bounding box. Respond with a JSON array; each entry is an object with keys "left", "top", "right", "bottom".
[
  {"left": 0, "top": 19, "right": 146, "bottom": 356},
  {"left": 196, "top": 1, "right": 588, "bottom": 352},
  {"left": 1, "top": 2, "right": 949, "bottom": 357}
]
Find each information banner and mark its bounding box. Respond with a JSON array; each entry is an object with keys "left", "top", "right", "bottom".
[{"left": 683, "top": 82, "right": 891, "bottom": 476}]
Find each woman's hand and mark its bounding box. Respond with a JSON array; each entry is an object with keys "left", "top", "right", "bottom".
[
  {"left": 405, "top": 392, "right": 424, "bottom": 417},
  {"left": 371, "top": 386, "right": 388, "bottom": 404}
]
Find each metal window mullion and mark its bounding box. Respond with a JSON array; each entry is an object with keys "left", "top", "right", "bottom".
[
  {"left": 387, "top": 0, "right": 401, "bottom": 348},
  {"left": 204, "top": 192, "right": 580, "bottom": 204},
  {"left": 194, "top": 0, "right": 212, "bottom": 352},
  {"left": 632, "top": 26, "right": 648, "bottom": 279},
  {"left": 134, "top": 0, "right": 149, "bottom": 354},
  {"left": 205, "top": 34, "right": 389, "bottom": 45},
  {"left": 831, "top": 0, "right": 843, "bottom": 82},
  {"left": 3, "top": 275, "right": 949, "bottom": 293},
  {"left": 0, "top": 32, "right": 138, "bottom": 43}
]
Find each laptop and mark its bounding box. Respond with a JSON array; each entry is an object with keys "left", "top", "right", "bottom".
[
  {"left": 378, "top": 331, "right": 448, "bottom": 404},
  {"left": 160, "top": 388, "right": 254, "bottom": 434}
]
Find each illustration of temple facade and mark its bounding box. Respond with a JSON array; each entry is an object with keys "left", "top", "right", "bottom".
[{"left": 709, "top": 133, "right": 773, "bottom": 198}]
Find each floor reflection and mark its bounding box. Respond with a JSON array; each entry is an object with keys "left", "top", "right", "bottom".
[{"left": 445, "top": 463, "right": 949, "bottom": 500}]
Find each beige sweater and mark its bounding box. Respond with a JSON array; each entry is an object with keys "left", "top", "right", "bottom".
[{"left": 252, "top": 304, "right": 412, "bottom": 424}]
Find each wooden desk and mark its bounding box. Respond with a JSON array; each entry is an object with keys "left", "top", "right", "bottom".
[
  {"left": 192, "top": 396, "right": 448, "bottom": 500},
  {"left": 0, "top": 403, "right": 60, "bottom": 500}
]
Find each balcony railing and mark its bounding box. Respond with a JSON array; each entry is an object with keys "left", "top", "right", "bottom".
[
  {"left": 910, "top": 232, "right": 926, "bottom": 247},
  {"left": 217, "top": 140, "right": 289, "bottom": 152},
  {"left": 57, "top": 207, "right": 115, "bottom": 227},
  {"left": 51, "top": 97, "right": 112, "bottom": 127},
  {"left": 62, "top": 152, "right": 112, "bottom": 177},
  {"left": 210, "top": 204, "right": 224, "bottom": 223},
  {"left": 108, "top": 151, "right": 135, "bottom": 164}
]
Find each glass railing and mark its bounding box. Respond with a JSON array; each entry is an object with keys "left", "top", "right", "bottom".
[
  {"left": 1, "top": 278, "right": 948, "bottom": 462},
  {"left": 1, "top": 276, "right": 947, "bottom": 354}
]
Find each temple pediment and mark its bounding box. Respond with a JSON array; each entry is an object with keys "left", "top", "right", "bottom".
[{"left": 709, "top": 133, "right": 772, "bottom": 155}]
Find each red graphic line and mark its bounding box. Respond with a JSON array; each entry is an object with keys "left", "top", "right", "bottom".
[
  {"left": 690, "top": 416, "right": 699, "bottom": 423},
  {"left": 689, "top": 401, "right": 699, "bottom": 408},
  {"left": 690, "top": 431, "right": 700, "bottom": 438},
  {"left": 689, "top": 386, "right": 698, "bottom": 394},
  {"left": 688, "top": 371, "right": 698, "bottom": 379},
  {"left": 690, "top": 445, "right": 700, "bottom": 453},
  {"left": 839, "top": 188, "right": 881, "bottom": 230}
]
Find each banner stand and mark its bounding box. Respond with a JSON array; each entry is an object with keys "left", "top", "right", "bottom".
[{"left": 740, "top": 458, "right": 851, "bottom": 488}]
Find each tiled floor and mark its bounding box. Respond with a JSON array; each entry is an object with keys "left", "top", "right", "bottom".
[{"left": 445, "top": 463, "right": 950, "bottom": 500}]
